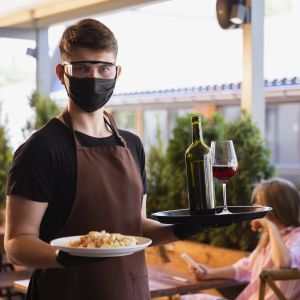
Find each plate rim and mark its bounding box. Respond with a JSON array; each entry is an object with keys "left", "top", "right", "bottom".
[{"left": 50, "top": 235, "right": 152, "bottom": 257}]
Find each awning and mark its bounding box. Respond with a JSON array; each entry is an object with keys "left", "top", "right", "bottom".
[{"left": 0, "top": 0, "right": 164, "bottom": 29}]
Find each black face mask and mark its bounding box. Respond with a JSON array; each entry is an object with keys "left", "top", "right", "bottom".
[{"left": 64, "top": 74, "right": 116, "bottom": 113}]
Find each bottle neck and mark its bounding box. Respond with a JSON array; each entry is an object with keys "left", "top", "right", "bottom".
[{"left": 192, "top": 120, "right": 203, "bottom": 142}]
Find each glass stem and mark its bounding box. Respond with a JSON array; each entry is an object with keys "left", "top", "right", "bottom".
[{"left": 222, "top": 183, "right": 228, "bottom": 211}]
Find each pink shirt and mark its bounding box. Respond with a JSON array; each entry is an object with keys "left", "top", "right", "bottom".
[
  {"left": 233, "top": 226, "right": 300, "bottom": 300},
  {"left": 180, "top": 227, "right": 300, "bottom": 300}
]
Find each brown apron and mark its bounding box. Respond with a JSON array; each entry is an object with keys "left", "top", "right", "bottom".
[{"left": 26, "top": 110, "right": 150, "bottom": 300}]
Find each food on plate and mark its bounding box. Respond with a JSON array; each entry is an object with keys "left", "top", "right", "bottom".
[{"left": 68, "top": 230, "right": 137, "bottom": 248}]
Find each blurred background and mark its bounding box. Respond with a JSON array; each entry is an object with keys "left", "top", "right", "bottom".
[
  {"left": 0, "top": 0, "right": 299, "bottom": 250},
  {"left": 0, "top": 0, "right": 299, "bottom": 178}
]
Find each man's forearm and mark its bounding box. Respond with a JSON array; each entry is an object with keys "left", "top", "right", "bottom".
[
  {"left": 5, "top": 235, "right": 62, "bottom": 269},
  {"left": 142, "top": 218, "right": 178, "bottom": 246}
]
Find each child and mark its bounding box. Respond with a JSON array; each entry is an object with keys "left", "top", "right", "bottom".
[{"left": 181, "top": 178, "right": 300, "bottom": 300}]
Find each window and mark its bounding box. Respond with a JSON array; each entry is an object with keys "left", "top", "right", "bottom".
[
  {"left": 266, "top": 104, "right": 300, "bottom": 165},
  {"left": 143, "top": 110, "right": 168, "bottom": 152}
]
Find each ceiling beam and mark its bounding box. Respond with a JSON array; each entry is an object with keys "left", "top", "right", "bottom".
[
  {"left": 0, "top": 27, "right": 35, "bottom": 39},
  {"left": 0, "top": 0, "right": 166, "bottom": 29}
]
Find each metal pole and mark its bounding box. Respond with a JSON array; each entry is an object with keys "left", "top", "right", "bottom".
[{"left": 241, "top": 0, "right": 265, "bottom": 137}]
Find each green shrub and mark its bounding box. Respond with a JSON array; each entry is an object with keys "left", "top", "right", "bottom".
[
  {"left": 147, "top": 111, "right": 275, "bottom": 251},
  {"left": 23, "top": 91, "right": 61, "bottom": 137},
  {"left": 161, "top": 113, "right": 227, "bottom": 211},
  {"left": 0, "top": 111, "right": 13, "bottom": 225},
  {"left": 146, "top": 126, "right": 168, "bottom": 214},
  {"left": 197, "top": 112, "right": 276, "bottom": 250},
  {"left": 0, "top": 91, "right": 60, "bottom": 224}
]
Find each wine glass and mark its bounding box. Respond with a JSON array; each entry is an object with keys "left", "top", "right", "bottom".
[{"left": 210, "top": 140, "right": 238, "bottom": 215}]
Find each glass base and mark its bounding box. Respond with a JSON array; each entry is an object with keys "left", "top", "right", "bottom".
[{"left": 217, "top": 207, "right": 232, "bottom": 215}]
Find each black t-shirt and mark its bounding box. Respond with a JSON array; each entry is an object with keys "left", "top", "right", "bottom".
[{"left": 7, "top": 118, "right": 147, "bottom": 239}]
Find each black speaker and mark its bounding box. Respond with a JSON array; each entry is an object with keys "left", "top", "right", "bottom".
[{"left": 216, "top": 0, "right": 246, "bottom": 29}]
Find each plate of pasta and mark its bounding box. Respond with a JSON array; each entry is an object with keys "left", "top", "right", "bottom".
[{"left": 50, "top": 230, "right": 152, "bottom": 257}]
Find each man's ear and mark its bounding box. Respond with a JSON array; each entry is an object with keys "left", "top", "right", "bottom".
[
  {"left": 56, "top": 64, "right": 65, "bottom": 84},
  {"left": 116, "top": 66, "right": 122, "bottom": 79}
]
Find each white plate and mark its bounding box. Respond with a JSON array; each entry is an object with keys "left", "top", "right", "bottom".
[{"left": 50, "top": 235, "right": 152, "bottom": 257}]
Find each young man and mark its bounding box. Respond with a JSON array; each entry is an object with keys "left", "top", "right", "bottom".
[{"left": 5, "top": 19, "right": 204, "bottom": 300}]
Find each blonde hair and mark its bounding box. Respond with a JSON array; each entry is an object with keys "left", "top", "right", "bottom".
[{"left": 252, "top": 178, "right": 300, "bottom": 252}]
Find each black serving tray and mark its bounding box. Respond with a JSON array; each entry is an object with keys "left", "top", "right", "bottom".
[{"left": 152, "top": 206, "right": 272, "bottom": 226}]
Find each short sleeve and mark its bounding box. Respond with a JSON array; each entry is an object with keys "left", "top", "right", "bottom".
[
  {"left": 6, "top": 134, "right": 56, "bottom": 203},
  {"left": 232, "top": 255, "right": 252, "bottom": 282},
  {"left": 120, "top": 130, "right": 147, "bottom": 195}
]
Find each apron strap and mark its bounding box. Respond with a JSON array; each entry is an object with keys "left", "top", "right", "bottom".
[
  {"left": 62, "top": 108, "right": 80, "bottom": 147},
  {"left": 62, "top": 108, "right": 73, "bottom": 129},
  {"left": 104, "top": 111, "right": 127, "bottom": 148},
  {"left": 61, "top": 108, "right": 127, "bottom": 148}
]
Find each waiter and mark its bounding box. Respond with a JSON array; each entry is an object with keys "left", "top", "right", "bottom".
[{"left": 4, "top": 19, "right": 205, "bottom": 300}]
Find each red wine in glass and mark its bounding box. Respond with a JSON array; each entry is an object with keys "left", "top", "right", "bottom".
[
  {"left": 213, "top": 165, "right": 238, "bottom": 182},
  {"left": 210, "top": 140, "right": 238, "bottom": 214}
]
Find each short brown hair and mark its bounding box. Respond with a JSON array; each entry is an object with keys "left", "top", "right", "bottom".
[{"left": 59, "top": 18, "right": 118, "bottom": 60}]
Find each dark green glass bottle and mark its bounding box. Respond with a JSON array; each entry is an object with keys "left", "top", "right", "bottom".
[{"left": 185, "top": 116, "right": 215, "bottom": 214}]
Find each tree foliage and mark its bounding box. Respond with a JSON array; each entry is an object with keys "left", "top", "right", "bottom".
[
  {"left": 146, "top": 126, "right": 168, "bottom": 214},
  {"left": 0, "top": 124, "right": 12, "bottom": 210},
  {"left": 0, "top": 105, "right": 13, "bottom": 225},
  {"left": 146, "top": 111, "right": 275, "bottom": 251},
  {"left": 23, "top": 91, "right": 61, "bottom": 137},
  {"left": 1, "top": 91, "right": 60, "bottom": 223}
]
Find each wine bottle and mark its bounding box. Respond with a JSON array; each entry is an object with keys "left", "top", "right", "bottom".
[{"left": 185, "top": 116, "right": 215, "bottom": 214}]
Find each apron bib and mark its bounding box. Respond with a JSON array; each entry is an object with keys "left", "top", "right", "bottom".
[{"left": 26, "top": 110, "right": 150, "bottom": 300}]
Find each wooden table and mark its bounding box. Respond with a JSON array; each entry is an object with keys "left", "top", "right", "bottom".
[
  {"left": 148, "top": 263, "right": 244, "bottom": 299},
  {"left": 14, "top": 279, "right": 29, "bottom": 294},
  {"left": 14, "top": 263, "right": 244, "bottom": 299}
]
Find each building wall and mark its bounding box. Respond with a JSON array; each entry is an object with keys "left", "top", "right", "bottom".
[{"left": 111, "top": 98, "right": 300, "bottom": 185}]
